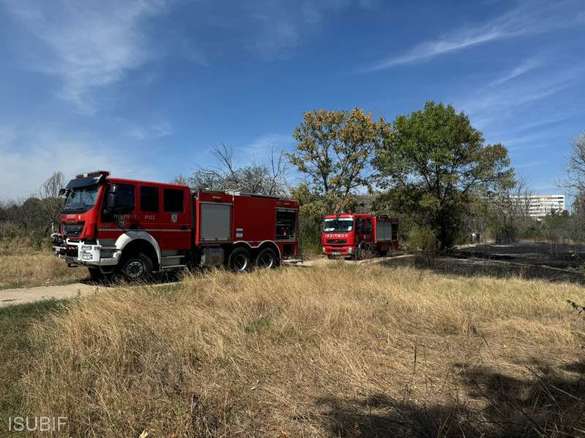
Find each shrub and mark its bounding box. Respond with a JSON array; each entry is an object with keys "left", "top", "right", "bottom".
[{"left": 406, "top": 226, "right": 438, "bottom": 261}]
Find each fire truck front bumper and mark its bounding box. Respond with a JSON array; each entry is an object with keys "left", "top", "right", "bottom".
[
  {"left": 53, "top": 238, "right": 120, "bottom": 267},
  {"left": 322, "top": 245, "right": 353, "bottom": 257}
]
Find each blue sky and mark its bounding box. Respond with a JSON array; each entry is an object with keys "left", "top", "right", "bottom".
[{"left": 0, "top": 0, "right": 584, "bottom": 201}]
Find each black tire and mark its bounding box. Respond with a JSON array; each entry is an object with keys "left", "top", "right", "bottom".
[
  {"left": 255, "top": 247, "right": 279, "bottom": 269},
  {"left": 120, "top": 252, "right": 153, "bottom": 282},
  {"left": 88, "top": 267, "right": 103, "bottom": 282},
  {"left": 228, "top": 247, "right": 251, "bottom": 273},
  {"left": 88, "top": 267, "right": 117, "bottom": 284}
]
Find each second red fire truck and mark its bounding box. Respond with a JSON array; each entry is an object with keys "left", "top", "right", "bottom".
[
  {"left": 321, "top": 213, "right": 399, "bottom": 259},
  {"left": 52, "top": 171, "right": 299, "bottom": 281}
]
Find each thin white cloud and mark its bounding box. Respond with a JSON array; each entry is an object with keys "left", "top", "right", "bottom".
[
  {"left": 0, "top": 128, "right": 156, "bottom": 200},
  {"left": 370, "top": 30, "right": 504, "bottom": 70},
  {"left": 2, "top": 0, "right": 168, "bottom": 112},
  {"left": 515, "top": 160, "right": 545, "bottom": 169},
  {"left": 501, "top": 133, "right": 559, "bottom": 151},
  {"left": 492, "top": 114, "right": 575, "bottom": 137},
  {"left": 457, "top": 63, "right": 584, "bottom": 123},
  {"left": 244, "top": 0, "right": 364, "bottom": 57},
  {"left": 126, "top": 121, "right": 173, "bottom": 140},
  {"left": 239, "top": 133, "right": 294, "bottom": 164},
  {"left": 365, "top": 0, "right": 584, "bottom": 71},
  {"left": 489, "top": 57, "right": 542, "bottom": 87},
  {"left": 300, "top": 0, "right": 352, "bottom": 25}
]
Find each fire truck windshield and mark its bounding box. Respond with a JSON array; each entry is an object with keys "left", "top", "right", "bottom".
[
  {"left": 323, "top": 218, "right": 353, "bottom": 233},
  {"left": 62, "top": 186, "right": 99, "bottom": 213}
]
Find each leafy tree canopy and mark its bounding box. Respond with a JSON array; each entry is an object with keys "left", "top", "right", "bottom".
[
  {"left": 374, "top": 101, "right": 514, "bottom": 249},
  {"left": 288, "top": 108, "right": 391, "bottom": 212}
]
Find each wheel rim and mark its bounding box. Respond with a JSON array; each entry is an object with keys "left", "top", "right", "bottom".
[
  {"left": 126, "top": 260, "right": 145, "bottom": 279},
  {"left": 257, "top": 252, "right": 274, "bottom": 269},
  {"left": 232, "top": 254, "right": 249, "bottom": 271}
]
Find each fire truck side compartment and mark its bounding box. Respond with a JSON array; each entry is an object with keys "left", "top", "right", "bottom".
[
  {"left": 375, "top": 218, "right": 393, "bottom": 242},
  {"left": 200, "top": 202, "right": 232, "bottom": 242}
]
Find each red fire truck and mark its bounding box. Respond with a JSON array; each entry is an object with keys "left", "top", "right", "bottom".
[
  {"left": 321, "top": 213, "right": 399, "bottom": 259},
  {"left": 52, "top": 171, "right": 299, "bottom": 280}
]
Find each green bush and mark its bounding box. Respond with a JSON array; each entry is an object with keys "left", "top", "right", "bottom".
[
  {"left": 298, "top": 210, "right": 322, "bottom": 256},
  {"left": 406, "top": 226, "right": 438, "bottom": 259}
]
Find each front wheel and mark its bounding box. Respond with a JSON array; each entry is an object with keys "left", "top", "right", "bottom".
[
  {"left": 228, "top": 247, "right": 251, "bottom": 273},
  {"left": 255, "top": 248, "right": 279, "bottom": 269},
  {"left": 88, "top": 267, "right": 103, "bottom": 282},
  {"left": 120, "top": 252, "right": 153, "bottom": 282}
]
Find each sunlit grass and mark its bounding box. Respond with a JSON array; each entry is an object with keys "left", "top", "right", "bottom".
[{"left": 10, "top": 264, "right": 584, "bottom": 436}]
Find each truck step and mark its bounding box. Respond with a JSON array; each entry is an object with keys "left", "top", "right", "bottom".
[{"left": 160, "top": 265, "right": 187, "bottom": 271}]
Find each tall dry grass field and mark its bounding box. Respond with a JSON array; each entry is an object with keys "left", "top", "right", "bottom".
[
  {"left": 19, "top": 264, "right": 585, "bottom": 437},
  {"left": 0, "top": 253, "right": 85, "bottom": 289}
]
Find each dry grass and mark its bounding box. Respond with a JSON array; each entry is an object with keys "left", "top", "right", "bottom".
[
  {"left": 0, "top": 300, "right": 67, "bottom": 436},
  {"left": 15, "top": 265, "right": 585, "bottom": 436},
  {"left": 0, "top": 253, "right": 85, "bottom": 289}
]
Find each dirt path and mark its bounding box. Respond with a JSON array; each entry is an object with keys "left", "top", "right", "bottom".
[
  {"left": 0, "top": 282, "right": 102, "bottom": 308},
  {"left": 0, "top": 255, "right": 415, "bottom": 308}
]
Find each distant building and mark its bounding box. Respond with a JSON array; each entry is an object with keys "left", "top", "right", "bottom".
[{"left": 512, "top": 194, "right": 566, "bottom": 218}]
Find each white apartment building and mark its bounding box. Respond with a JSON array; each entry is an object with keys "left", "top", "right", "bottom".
[{"left": 514, "top": 194, "right": 566, "bottom": 218}]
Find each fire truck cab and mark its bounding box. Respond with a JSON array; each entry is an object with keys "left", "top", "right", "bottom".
[
  {"left": 321, "top": 213, "right": 399, "bottom": 260},
  {"left": 52, "top": 171, "right": 299, "bottom": 280}
]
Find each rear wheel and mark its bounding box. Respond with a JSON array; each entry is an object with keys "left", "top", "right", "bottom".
[
  {"left": 120, "top": 252, "right": 153, "bottom": 282},
  {"left": 255, "top": 247, "right": 279, "bottom": 269},
  {"left": 228, "top": 247, "right": 251, "bottom": 273}
]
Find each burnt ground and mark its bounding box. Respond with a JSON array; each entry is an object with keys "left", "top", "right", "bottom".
[
  {"left": 455, "top": 240, "right": 585, "bottom": 270},
  {"left": 434, "top": 240, "right": 585, "bottom": 285},
  {"left": 365, "top": 241, "right": 585, "bottom": 285}
]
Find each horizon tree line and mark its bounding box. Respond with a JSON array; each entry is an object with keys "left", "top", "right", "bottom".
[{"left": 1, "top": 102, "right": 583, "bottom": 252}]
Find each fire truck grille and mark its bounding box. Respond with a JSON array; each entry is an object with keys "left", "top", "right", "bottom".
[
  {"left": 63, "top": 223, "right": 84, "bottom": 237},
  {"left": 66, "top": 245, "right": 79, "bottom": 258},
  {"left": 327, "top": 239, "right": 347, "bottom": 245}
]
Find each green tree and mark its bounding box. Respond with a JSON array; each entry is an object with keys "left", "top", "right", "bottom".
[
  {"left": 288, "top": 108, "right": 391, "bottom": 213},
  {"left": 290, "top": 183, "right": 326, "bottom": 253},
  {"left": 374, "top": 101, "right": 514, "bottom": 249}
]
